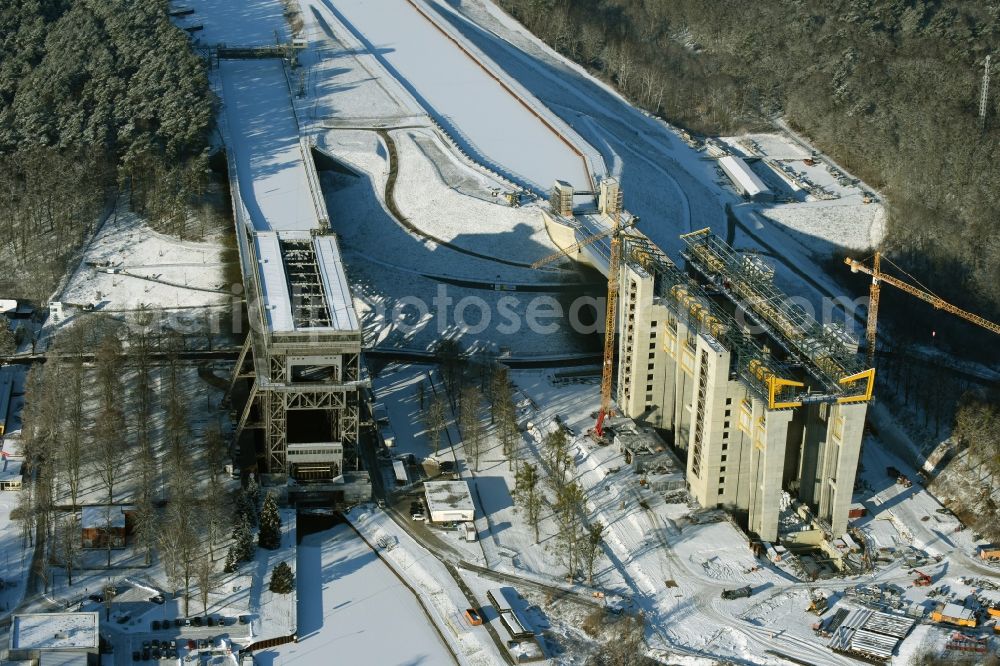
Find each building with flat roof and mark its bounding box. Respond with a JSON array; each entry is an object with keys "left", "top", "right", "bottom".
[
  {"left": 423, "top": 480, "right": 475, "bottom": 523},
  {"left": 718, "top": 155, "right": 771, "bottom": 201},
  {"left": 9, "top": 612, "right": 99, "bottom": 662},
  {"left": 616, "top": 230, "right": 873, "bottom": 541}
]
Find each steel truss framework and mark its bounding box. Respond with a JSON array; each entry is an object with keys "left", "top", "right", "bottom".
[{"left": 623, "top": 233, "right": 873, "bottom": 408}]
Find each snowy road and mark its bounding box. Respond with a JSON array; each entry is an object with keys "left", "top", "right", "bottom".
[{"left": 315, "top": 0, "right": 597, "bottom": 193}]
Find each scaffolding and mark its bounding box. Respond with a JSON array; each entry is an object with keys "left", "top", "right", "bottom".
[
  {"left": 678, "top": 228, "right": 873, "bottom": 404},
  {"left": 623, "top": 232, "right": 874, "bottom": 408},
  {"left": 623, "top": 236, "right": 801, "bottom": 408}
]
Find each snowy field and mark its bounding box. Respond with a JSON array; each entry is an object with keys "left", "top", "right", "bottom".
[
  {"left": 0, "top": 488, "right": 33, "bottom": 619},
  {"left": 58, "top": 205, "right": 231, "bottom": 314},
  {"left": 261, "top": 524, "right": 456, "bottom": 666}
]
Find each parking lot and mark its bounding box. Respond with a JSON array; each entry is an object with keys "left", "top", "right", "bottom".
[{"left": 85, "top": 586, "right": 254, "bottom": 666}]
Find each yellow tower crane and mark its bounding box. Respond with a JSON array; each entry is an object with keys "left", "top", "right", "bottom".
[
  {"left": 845, "top": 252, "right": 1000, "bottom": 366},
  {"left": 533, "top": 211, "right": 635, "bottom": 436}
]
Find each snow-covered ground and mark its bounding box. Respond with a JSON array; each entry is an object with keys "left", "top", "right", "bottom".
[
  {"left": 167, "top": 1, "right": 991, "bottom": 664},
  {"left": 262, "top": 523, "right": 456, "bottom": 666},
  {"left": 57, "top": 204, "right": 231, "bottom": 314},
  {"left": 0, "top": 488, "right": 34, "bottom": 619}
]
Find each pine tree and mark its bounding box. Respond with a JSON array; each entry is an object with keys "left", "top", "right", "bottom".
[
  {"left": 269, "top": 561, "right": 295, "bottom": 594},
  {"left": 235, "top": 489, "right": 257, "bottom": 527},
  {"left": 223, "top": 546, "right": 237, "bottom": 573},
  {"left": 232, "top": 515, "right": 255, "bottom": 562},
  {"left": 258, "top": 493, "right": 282, "bottom": 550},
  {"left": 246, "top": 475, "right": 260, "bottom": 508}
]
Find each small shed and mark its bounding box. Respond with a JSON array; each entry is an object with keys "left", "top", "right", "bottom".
[
  {"left": 931, "top": 602, "right": 977, "bottom": 628},
  {"left": 81, "top": 506, "right": 127, "bottom": 549},
  {"left": 423, "top": 480, "right": 475, "bottom": 523},
  {"left": 977, "top": 543, "right": 1000, "bottom": 561}
]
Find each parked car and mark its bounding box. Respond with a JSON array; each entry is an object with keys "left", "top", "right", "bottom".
[
  {"left": 132, "top": 651, "right": 141, "bottom": 662},
  {"left": 238, "top": 614, "right": 252, "bottom": 625},
  {"left": 151, "top": 620, "right": 160, "bottom": 630},
  {"left": 152, "top": 648, "right": 161, "bottom": 660},
  {"left": 150, "top": 594, "right": 165, "bottom": 604},
  {"left": 151, "top": 639, "right": 160, "bottom": 649},
  {"left": 721, "top": 585, "right": 753, "bottom": 600},
  {"left": 89, "top": 593, "right": 104, "bottom": 603},
  {"left": 142, "top": 648, "right": 150, "bottom": 661}
]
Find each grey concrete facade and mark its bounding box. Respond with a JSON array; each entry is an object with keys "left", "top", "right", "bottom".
[{"left": 618, "top": 262, "right": 867, "bottom": 540}]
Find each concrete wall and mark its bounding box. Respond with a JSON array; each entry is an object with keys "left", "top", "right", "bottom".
[{"left": 617, "top": 262, "right": 868, "bottom": 540}]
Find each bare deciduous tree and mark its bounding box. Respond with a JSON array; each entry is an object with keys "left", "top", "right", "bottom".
[
  {"left": 515, "top": 463, "right": 543, "bottom": 543},
  {"left": 459, "top": 384, "right": 484, "bottom": 471}
]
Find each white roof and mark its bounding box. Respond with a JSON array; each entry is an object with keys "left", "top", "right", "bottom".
[
  {"left": 313, "top": 235, "right": 360, "bottom": 332},
  {"left": 719, "top": 155, "right": 769, "bottom": 197},
  {"left": 0, "top": 299, "right": 17, "bottom": 314},
  {"left": 80, "top": 505, "right": 126, "bottom": 529},
  {"left": 254, "top": 232, "right": 294, "bottom": 333},
  {"left": 423, "top": 480, "right": 475, "bottom": 516},
  {"left": 941, "top": 603, "right": 974, "bottom": 620},
  {"left": 254, "top": 232, "right": 360, "bottom": 334},
  {"left": 11, "top": 612, "right": 99, "bottom": 650}
]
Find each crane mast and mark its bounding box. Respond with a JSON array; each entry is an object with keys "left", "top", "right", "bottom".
[
  {"left": 532, "top": 188, "right": 630, "bottom": 438},
  {"left": 845, "top": 253, "right": 1000, "bottom": 366},
  {"left": 595, "top": 210, "right": 622, "bottom": 437}
]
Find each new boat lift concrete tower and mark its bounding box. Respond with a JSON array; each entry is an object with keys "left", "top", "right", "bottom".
[{"left": 617, "top": 231, "right": 874, "bottom": 541}]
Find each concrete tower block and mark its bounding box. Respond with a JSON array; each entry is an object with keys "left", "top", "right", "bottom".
[
  {"left": 750, "top": 406, "right": 794, "bottom": 542},
  {"left": 823, "top": 401, "right": 867, "bottom": 536},
  {"left": 599, "top": 176, "right": 621, "bottom": 217}
]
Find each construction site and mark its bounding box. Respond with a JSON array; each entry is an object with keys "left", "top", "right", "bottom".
[
  {"left": 537, "top": 175, "right": 873, "bottom": 544},
  {"left": 5, "top": 1, "right": 1000, "bottom": 665}
]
